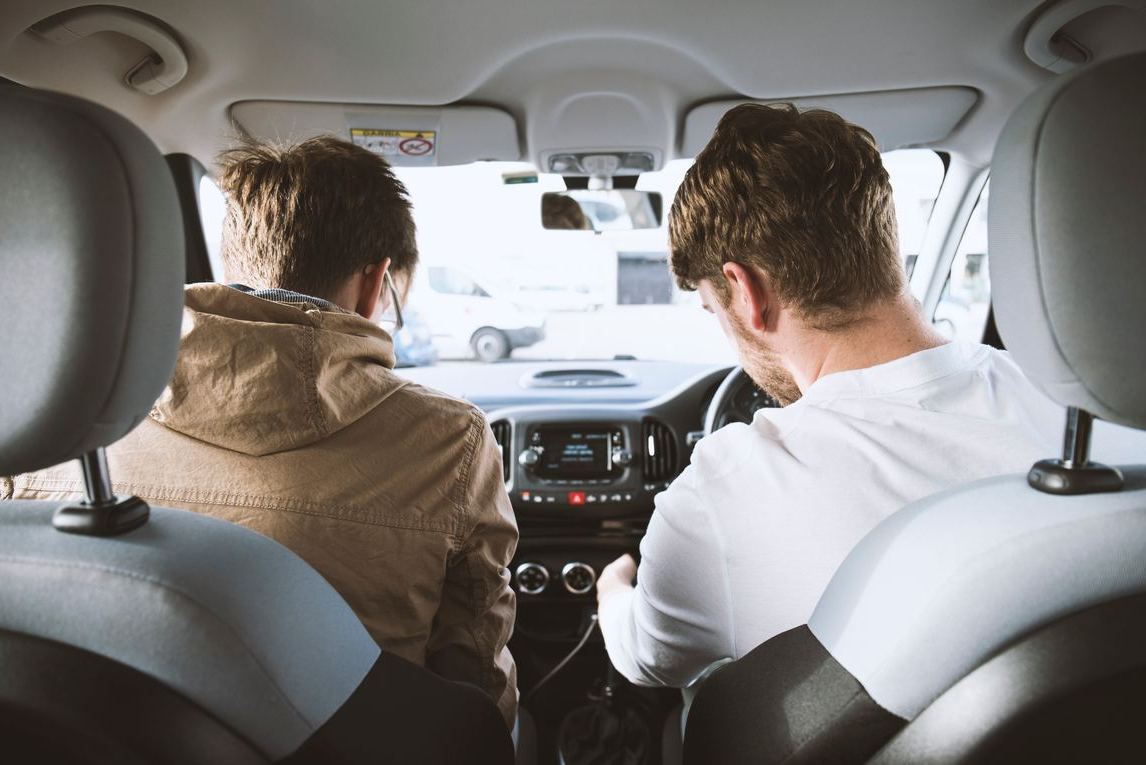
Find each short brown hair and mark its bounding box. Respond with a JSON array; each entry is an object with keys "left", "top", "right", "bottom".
[
  {"left": 669, "top": 103, "right": 902, "bottom": 328},
  {"left": 542, "top": 193, "right": 590, "bottom": 230},
  {"left": 218, "top": 136, "right": 417, "bottom": 299}
]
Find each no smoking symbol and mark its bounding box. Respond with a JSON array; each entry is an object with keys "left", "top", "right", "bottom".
[{"left": 400, "top": 137, "right": 433, "bottom": 156}]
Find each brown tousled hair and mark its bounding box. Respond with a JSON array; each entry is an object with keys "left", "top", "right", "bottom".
[
  {"left": 218, "top": 136, "right": 417, "bottom": 300},
  {"left": 669, "top": 103, "right": 903, "bottom": 329}
]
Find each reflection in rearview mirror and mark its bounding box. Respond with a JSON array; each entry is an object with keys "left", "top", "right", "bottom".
[{"left": 541, "top": 190, "right": 663, "bottom": 231}]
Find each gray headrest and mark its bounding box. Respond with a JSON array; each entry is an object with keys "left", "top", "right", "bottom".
[
  {"left": 990, "top": 53, "right": 1146, "bottom": 430},
  {"left": 0, "top": 84, "right": 184, "bottom": 476}
]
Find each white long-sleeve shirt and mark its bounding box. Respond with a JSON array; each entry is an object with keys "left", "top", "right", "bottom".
[{"left": 600, "top": 342, "right": 1073, "bottom": 688}]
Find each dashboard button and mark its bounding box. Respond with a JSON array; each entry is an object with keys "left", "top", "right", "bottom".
[
  {"left": 586, "top": 494, "right": 598, "bottom": 503},
  {"left": 568, "top": 491, "right": 586, "bottom": 506},
  {"left": 612, "top": 449, "right": 634, "bottom": 467}
]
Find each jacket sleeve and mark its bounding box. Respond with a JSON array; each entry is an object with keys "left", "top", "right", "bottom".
[
  {"left": 598, "top": 462, "right": 736, "bottom": 688},
  {"left": 424, "top": 411, "right": 519, "bottom": 729}
]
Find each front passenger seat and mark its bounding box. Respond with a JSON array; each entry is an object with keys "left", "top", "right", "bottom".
[
  {"left": 0, "top": 82, "right": 511, "bottom": 764},
  {"left": 683, "top": 51, "right": 1146, "bottom": 763}
]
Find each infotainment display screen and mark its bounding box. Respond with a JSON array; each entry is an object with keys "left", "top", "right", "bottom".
[{"left": 535, "top": 427, "right": 615, "bottom": 480}]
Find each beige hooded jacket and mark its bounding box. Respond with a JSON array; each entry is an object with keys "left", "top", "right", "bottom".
[{"left": 4, "top": 284, "right": 519, "bottom": 726}]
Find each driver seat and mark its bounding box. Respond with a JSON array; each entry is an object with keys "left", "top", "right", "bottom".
[
  {"left": 683, "top": 51, "right": 1146, "bottom": 763},
  {"left": 0, "top": 82, "right": 511, "bottom": 763}
]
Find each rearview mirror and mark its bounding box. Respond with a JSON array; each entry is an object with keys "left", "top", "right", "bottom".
[{"left": 541, "top": 190, "right": 663, "bottom": 231}]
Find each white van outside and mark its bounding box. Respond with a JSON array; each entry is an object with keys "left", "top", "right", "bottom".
[{"left": 408, "top": 265, "right": 546, "bottom": 362}]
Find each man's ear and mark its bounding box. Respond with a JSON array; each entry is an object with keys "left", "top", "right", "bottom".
[
  {"left": 721, "top": 261, "right": 776, "bottom": 332},
  {"left": 355, "top": 257, "right": 391, "bottom": 319}
]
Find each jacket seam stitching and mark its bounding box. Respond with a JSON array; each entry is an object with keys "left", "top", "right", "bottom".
[
  {"left": 12, "top": 479, "right": 451, "bottom": 534},
  {"left": 450, "top": 409, "right": 483, "bottom": 538},
  {"left": 462, "top": 550, "right": 496, "bottom": 705},
  {"left": 308, "top": 323, "right": 329, "bottom": 436},
  {"left": 298, "top": 324, "right": 326, "bottom": 439}
]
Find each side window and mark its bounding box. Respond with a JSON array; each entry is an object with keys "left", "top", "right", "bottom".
[
  {"left": 933, "top": 183, "right": 990, "bottom": 341},
  {"left": 198, "top": 175, "right": 227, "bottom": 281},
  {"left": 882, "top": 149, "right": 945, "bottom": 277}
]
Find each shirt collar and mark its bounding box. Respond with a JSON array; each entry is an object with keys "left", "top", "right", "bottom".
[{"left": 797, "top": 341, "right": 990, "bottom": 405}]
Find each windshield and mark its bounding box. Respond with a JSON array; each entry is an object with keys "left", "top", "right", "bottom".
[{"left": 389, "top": 150, "right": 943, "bottom": 366}]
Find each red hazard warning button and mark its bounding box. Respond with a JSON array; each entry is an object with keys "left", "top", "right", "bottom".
[{"left": 568, "top": 491, "right": 586, "bottom": 506}]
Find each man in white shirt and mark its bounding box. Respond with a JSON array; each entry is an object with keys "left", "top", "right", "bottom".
[{"left": 594, "top": 103, "right": 1061, "bottom": 690}]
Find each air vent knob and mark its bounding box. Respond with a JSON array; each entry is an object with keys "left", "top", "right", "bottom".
[
  {"left": 562, "top": 562, "right": 597, "bottom": 595},
  {"left": 515, "top": 562, "right": 549, "bottom": 595}
]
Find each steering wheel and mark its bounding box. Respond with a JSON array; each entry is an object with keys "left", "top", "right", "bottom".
[{"left": 703, "top": 366, "right": 781, "bottom": 435}]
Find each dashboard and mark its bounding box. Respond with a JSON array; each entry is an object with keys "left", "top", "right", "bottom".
[
  {"left": 398, "top": 359, "right": 727, "bottom": 411},
  {"left": 398, "top": 360, "right": 771, "bottom": 627}
]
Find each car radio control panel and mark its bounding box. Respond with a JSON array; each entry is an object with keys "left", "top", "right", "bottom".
[
  {"left": 485, "top": 366, "right": 733, "bottom": 520},
  {"left": 491, "top": 414, "right": 679, "bottom": 519}
]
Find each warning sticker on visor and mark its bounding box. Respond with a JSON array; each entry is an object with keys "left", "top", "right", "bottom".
[{"left": 349, "top": 129, "right": 437, "bottom": 160}]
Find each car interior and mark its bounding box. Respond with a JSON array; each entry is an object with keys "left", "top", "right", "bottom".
[{"left": 1, "top": 1, "right": 1145, "bottom": 763}]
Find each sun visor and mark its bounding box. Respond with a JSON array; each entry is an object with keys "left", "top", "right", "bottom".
[
  {"left": 681, "top": 87, "right": 978, "bottom": 156},
  {"left": 230, "top": 101, "right": 520, "bottom": 167}
]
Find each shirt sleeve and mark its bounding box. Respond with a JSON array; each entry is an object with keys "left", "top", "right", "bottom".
[
  {"left": 424, "top": 411, "right": 520, "bottom": 729},
  {"left": 598, "top": 462, "right": 736, "bottom": 688}
]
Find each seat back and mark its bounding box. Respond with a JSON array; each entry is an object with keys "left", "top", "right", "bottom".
[
  {"left": 0, "top": 501, "right": 384, "bottom": 760},
  {"left": 0, "top": 83, "right": 511, "bottom": 763},
  {"left": 684, "top": 51, "right": 1146, "bottom": 763}
]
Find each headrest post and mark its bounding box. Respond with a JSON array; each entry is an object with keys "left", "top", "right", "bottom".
[
  {"left": 79, "top": 447, "right": 115, "bottom": 506},
  {"left": 52, "top": 449, "right": 150, "bottom": 537},
  {"left": 1061, "top": 406, "right": 1093, "bottom": 468},
  {"left": 1027, "top": 407, "right": 1124, "bottom": 496}
]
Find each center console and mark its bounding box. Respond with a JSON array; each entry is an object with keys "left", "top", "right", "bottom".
[{"left": 476, "top": 367, "right": 733, "bottom": 762}]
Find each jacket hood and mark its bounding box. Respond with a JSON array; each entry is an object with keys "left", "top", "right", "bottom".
[{"left": 151, "top": 284, "right": 402, "bottom": 456}]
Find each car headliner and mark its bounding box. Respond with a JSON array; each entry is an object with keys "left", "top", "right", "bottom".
[{"left": 0, "top": 1, "right": 1141, "bottom": 172}]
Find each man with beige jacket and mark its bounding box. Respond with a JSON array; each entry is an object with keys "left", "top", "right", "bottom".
[{"left": 2, "top": 136, "right": 520, "bottom": 727}]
